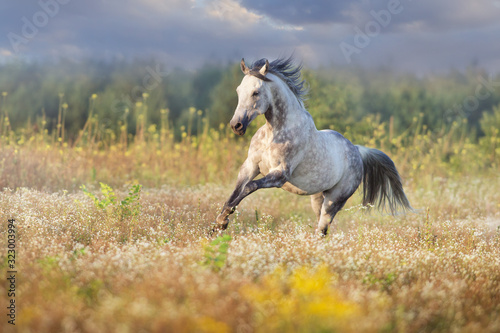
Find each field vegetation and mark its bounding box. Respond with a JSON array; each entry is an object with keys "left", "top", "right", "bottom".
[{"left": 0, "top": 59, "right": 499, "bottom": 332}]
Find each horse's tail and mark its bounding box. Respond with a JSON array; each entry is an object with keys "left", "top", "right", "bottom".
[{"left": 356, "top": 145, "right": 413, "bottom": 214}]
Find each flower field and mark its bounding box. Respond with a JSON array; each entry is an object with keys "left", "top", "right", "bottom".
[{"left": 1, "top": 112, "right": 499, "bottom": 332}]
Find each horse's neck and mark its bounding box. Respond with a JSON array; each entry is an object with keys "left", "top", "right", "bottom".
[{"left": 265, "top": 80, "right": 312, "bottom": 133}]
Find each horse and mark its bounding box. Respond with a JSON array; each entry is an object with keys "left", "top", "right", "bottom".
[{"left": 213, "top": 56, "right": 412, "bottom": 236}]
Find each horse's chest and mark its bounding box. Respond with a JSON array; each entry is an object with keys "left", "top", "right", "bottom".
[{"left": 257, "top": 154, "right": 272, "bottom": 175}]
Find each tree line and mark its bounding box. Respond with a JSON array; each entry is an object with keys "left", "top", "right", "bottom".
[{"left": 1, "top": 58, "right": 499, "bottom": 141}]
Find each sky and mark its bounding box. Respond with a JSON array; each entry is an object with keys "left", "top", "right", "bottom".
[{"left": 1, "top": 0, "right": 500, "bottom": 73}]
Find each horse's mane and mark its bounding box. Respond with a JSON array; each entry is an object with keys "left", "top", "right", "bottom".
[{"left": 250, "top": 56, "right": 308, "bottom": 102}]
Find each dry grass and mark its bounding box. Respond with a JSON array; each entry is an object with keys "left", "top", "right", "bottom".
[
  {"left": 1, "top": 106, "right": 499, "bottom": 332},
  {"left": 1, "top": 174, "right": 499, "bottom": 332}
]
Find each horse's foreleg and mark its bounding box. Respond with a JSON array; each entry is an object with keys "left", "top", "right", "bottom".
[
  {"left": 214, "top": 169, "right": 288, "bottom": 231},
  {"left": 214, "top": 160, "right": 260, "bottom": 230}
]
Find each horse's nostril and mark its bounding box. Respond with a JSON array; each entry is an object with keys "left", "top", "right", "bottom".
[{"left": 234, "top": 123, "right": 243, "bottom": 130}]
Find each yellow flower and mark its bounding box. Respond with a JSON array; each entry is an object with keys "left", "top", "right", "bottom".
[
  {"left": 195, "top": 317, "right": 229, "bottom": 333},
  {"left": 241, "top": 265, "right": 360, "bottom": 332}
]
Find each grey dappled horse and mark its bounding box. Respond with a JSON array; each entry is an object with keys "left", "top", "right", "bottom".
[{"left": 214, "top": 57, "right": 412, "bottom": 236}]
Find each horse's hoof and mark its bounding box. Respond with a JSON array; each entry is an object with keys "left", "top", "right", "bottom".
[
  {"left": 207, "top": 226, "right": 217, "bottom": 237},
  {"left": 315, "top": 231, "right": 327, "bottom": 239},
  {"left": 208, "top": 222, "right": 226, "bottom": 236}
]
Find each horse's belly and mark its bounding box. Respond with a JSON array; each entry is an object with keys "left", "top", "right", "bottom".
[
  {"left": 281, "top": 181, "right": 311, "bottom": 195},
  {"left": 285, "top": 163, "right": 342, "bottom": 195},
  {"left": 257, "top": 161, "right": 321, "bottom": 195}
]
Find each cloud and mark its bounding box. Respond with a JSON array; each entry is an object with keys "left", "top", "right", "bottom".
[
  {"left": 374, "top": 0, "right": 500, "bottom": 33},
  {"left": 0, "top": 0, "right": 499, "bottom": 73},
  {"left": 238, "top": 0, "right": 357, "bottom": 25},
  {"left": 203, "top": 0, "right": 262, "bottom": 26},
  {"left": 342, "top": 27, "right": 500, "bottom": 74},
  {"left": 239, "top": 0, "right": 500, "bottom": 32},
  {"left": 0, "top": 48, "right": 14, "bottom": 63}
]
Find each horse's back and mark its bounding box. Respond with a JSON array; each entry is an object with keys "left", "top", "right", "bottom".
[{"left": 317, "top": 129, "right": 362, "bottom": 174}]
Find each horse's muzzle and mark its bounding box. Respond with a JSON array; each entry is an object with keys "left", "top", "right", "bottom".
[{"left": 230, "top": 118, "right": 248, "bottom": 136}]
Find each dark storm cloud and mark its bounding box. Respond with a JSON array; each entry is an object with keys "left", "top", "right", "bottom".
[
  {"left": 0, "top": 0, "right": 294, "bottom": 63},
  {"left": 239, "top": 0, "right": 500, "bottom": 31},
  {"left": 0, "top": 0, "right": 499, "bottom": 73}
]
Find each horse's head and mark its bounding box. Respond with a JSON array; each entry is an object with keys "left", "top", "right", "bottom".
[{"left": 230, "top": 58, "right": 272, "bottom": 136}]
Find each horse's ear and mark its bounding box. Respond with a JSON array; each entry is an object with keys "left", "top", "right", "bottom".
[
  {"left": 259, "top": 59, "right": 269, "bottom": 76},
  {"left": 240, "top": 58, "right": 249, "bottom": 75}
]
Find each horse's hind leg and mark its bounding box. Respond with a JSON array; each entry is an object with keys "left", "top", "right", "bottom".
[
  {"left": 311, "top": 193, "right": 324, "bottom": 223},
  {"left": 316, "top": 187, "right": 354, "bottom": 236},
  {"left": 316, "top": 200, "right": 347, "bottom": 236}
]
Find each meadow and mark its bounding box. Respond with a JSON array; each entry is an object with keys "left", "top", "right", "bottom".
[{"left": 1, "top": 63, "right": 500, "bottom": 332}]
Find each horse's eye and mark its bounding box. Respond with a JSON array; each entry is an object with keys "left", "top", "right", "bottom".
[{"left": 252, "top": 91, "right": 259, "bottom": 97}]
